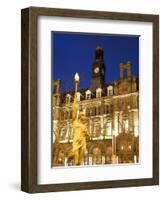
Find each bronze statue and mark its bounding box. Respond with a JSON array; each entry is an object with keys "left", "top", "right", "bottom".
[{"left": 68, "top": 73, "right": 89, "bottom": 165}]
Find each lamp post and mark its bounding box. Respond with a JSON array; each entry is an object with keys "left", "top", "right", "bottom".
[
  {"left": 73, "top": 72, "right": 80, "bottom": 120},
  {"left": 74, "top": 72, "right": 80, "bottom": 93}
]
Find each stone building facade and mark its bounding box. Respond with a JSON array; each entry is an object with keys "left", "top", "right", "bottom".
[{"left": 52, "top": 47, "right": 139, "bottom": 167}]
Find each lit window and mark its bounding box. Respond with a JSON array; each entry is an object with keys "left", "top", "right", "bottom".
[
  {"left": 125, "top": 120, "right": 129, "bottom": 132},
  {"left": 105, "top": 121, "right": 112, "bottom": 137},
  {"left": 96, "top": 88, "right": 102, "bottom": 98},
  {"left": 60, "top": 128, "right": 66, "bottom": 140},
  {"left": 66, "top": 94, "right": 71, "bottom": 104},
  {"left": 134, "top": 126, "right": 139, "bottom": 137},
  {"left": 69, "top": 127, "right": 73, "bottom": 140},
  {"left": 85, "top": 90, "right": 91, "bottom": 100},
  {"left": 92, "top": 147, "right": 102, "bottom": 164},
  {"left": 93, "top": 124, "right": 101, "bottom": 137},
  {"left": 86, "top": 93, "right": 91, "bottom": 99},
  {"left": 107, "top": 86, "right": 113, "bottom": 96}
]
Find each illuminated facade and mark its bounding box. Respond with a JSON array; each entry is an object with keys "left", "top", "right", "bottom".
[{"left": 52, "top": 47, "right": 139, "bottom": 166}]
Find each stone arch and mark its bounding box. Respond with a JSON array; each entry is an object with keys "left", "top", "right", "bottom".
[
  {"left": 105, "top": 145, "right": 112, "bottom": 164},
  {"left": 54, "top": 147, "right": 65, "bottom": 166},
  {"left": 92, "top": 147, "right": 102, "bottom": 164},
  {"left": 64, "top": 145, "right": 72, "bottom": 157},
  {"left": 88, "top": 143, "right": 106, "bottom": 155}
]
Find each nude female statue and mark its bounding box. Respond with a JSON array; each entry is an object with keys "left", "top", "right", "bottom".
[{"left": 68, "top": 92, "right": 89, "bottom": 165}]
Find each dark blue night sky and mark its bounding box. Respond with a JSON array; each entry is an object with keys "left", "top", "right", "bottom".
[{"left": 52, "top": 32, "right": 139, "bottom": 92}]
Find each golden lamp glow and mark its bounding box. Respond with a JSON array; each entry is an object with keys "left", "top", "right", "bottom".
[{"left": 74, "top": 72, "right": 80, "bottom": 82}]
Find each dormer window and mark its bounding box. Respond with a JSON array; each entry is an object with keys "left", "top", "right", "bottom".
[
  {"left": 66, "top": 94, "right": 71, "bottom": 104},
  {"left": 107, "top": 85, "right": 113, "bottom": 96},
  {"left": 96, "top": 88, "right": 102, "bottom": 98},
  {"left": 85, "top": 90, "right": 91, "bottom": 100}
]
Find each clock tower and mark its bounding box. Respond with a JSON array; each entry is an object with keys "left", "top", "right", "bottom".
[{"left": 90, "top": 46, "right": 106, "bottom": 91}]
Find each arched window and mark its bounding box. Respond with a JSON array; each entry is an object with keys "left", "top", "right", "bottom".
[
  {"left": 107, "top": 85, "right": 113, "bottom": 96},
  {"left": 86, "top": 108, "right": 90, "bottom": 116},
  {"left": 105, "top": 146, "right": 112, "bottom": 164},
  {"left": 61, "top": 110, "right": 65, "bottom": 120},
  {"left": 93, "top": 122, "right": 101, "bottom": 137},
  {"left": 96, "top": 88, "right": 102, "bottom": 98},
  {"left": 64, "top": 111, "right": 68, "bottom": 120},
  {"left": 69, "top": 127, "right": 74, "bottom": 140},
  {"left": 69, "top": 110, "right": 72, "bottom": 119},
  {"left": 60, "top": 127, "right": 66, "bottom": 140},
  {"left": 66, "top": 94, "right": 71, "bottom": 104},
  {"left": 105, "top": 104, "right": 110, "bottom": 114},
  {"left": 92, "top": 147, "right": 102, "bottom": 164},
  {"left": 105, "top": 121, "right": 112, "bottom": 138},
  {"left": 90, "top": 107, "right": 96, "bottom": 116},
  {"left": 85, "top": 90, "right": 91, "bottom": 100},
  {"left": 57, "top": 150, "right": 65, "bottom": 166},
  {"left": 124, "top": 119, "right": 129, "bottom": 132},
  {"left": 96, "top": 106, "right": 101, "bottom": 115}
]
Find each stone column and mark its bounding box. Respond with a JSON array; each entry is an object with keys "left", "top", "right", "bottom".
[
  {"left": 132, "top": 110, "right": 134, "bottom": 134},
  {"left": 100, "top": 116, "right": 104, "bottom": 138},
  {"left": 113, "top": 111, "right": 119, "bottom": 135},
  {"left": 119, "top": 111, "right": 123, "bottom": 134},
  {"left": 128, "top": 110, "right": 132, "bottom": 133},
  {"left": 133, "top": 109, "right": 139, "bottom": 136}
]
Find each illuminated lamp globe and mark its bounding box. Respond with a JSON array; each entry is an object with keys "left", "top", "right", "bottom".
[{"left": 74, "top": 72, "right": 80, "bottom": 83}]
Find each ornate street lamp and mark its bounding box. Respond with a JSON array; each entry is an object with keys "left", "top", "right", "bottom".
[{"left": 74, "top": 72, "right": 80, "bottom": 92}]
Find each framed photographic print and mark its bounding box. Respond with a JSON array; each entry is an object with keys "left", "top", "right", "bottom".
[{"left": 21, "top": 7, "right": 159, "bottom": 193}]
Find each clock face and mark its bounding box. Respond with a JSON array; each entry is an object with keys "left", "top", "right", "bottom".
[{"left": 94, "top": 67, "right": 99, "bottom": 73}]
